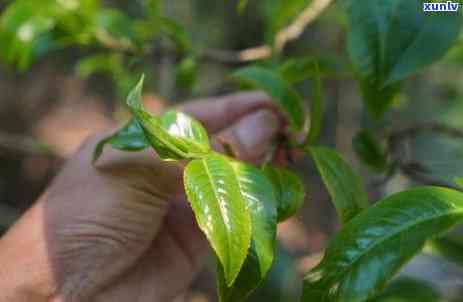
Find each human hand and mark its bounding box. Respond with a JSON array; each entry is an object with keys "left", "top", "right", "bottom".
[{"left": 0, "top": 92, "right": 282, "bottom": 302}]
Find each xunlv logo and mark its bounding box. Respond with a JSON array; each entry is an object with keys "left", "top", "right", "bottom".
[{"left": 423, "top": 1, "right": 460, "bottom": 12}]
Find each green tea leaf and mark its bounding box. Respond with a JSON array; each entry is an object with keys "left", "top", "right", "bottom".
[
  {"left": 309, "top": 146, "right": 368, "bottom": 224},
  {"left": 278, "top": 56, "right": 349, "bottom": 83},
  {"left": 346, "top": 0, "right": 463, "bottom": 119},
  {"left": 302, "top": 186, "right": 463, "bottom": 302},
  {"left": 217, "top": 161, "right": 278, "bottom": 301},
  {"left": 232, "top": 66, "right": 305, "bottom": 131},
  {"left": 184, "top": 154, "right": 252, "bottom": 286},
  {"left": 306, "top": 63, "right": 323, "bottom": 145},
  {"left": 371, "top": 278, "right": 441, "bottom": 302},
  {"left": 357, "top": 77, "right": 401, "bottom": 120},
  {"left": 262, "top": 165, "right": 305, "bottom": 222},
  {"left": 352, "top": 129, "right": 388, "bottom": 172},
  {"left": 93, "top": 118, "right": 149, "bottom": 163},
  {"left": 176, "top": 56, "right": 197, "bottom": 92},
  {"left": 127, "top": 76, "right": 210, "bottom": 160}
]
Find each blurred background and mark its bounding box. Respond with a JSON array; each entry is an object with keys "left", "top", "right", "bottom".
[{"left": 1, "top": 0, "right": 463, "bottom": 301}]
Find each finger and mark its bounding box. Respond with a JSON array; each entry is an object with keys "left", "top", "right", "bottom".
[
  {"left": 213, "top": 109, "right": 280, "bottom": 164},
  {"left": 179, "top": 91, "right": 281, "bottom": 134}
]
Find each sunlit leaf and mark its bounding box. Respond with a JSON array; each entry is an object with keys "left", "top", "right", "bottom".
[
  {"left": 217, "top": 161, "right": 278, "bottom": 301},
  {"left": 127, "top": 76, "right": 210, "bottom": 160},
  {"left": 352, "top": 129, "right": 388, "bottom": 172},
  {"left": 184, "top": 154, "right": 252, "bottom": 286},
  {"left": 93, "top": 118, "right": 149, "bottom": 163},
  {"left": 233, "top": 66, "right": 305, "bottom": 131},
  {"left": 262, "top": 164, "right": 305, "bottom": 222},
  {"left": 309, "top": 146, "right": 368, "bottom": 224},
  {"left": 302, "top": 186, "right": 463, "bottom": 302}
]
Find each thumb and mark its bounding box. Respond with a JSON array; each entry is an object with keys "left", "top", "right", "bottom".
[{"left": 213, "top": 109, "right": 281, "bottom": 164}]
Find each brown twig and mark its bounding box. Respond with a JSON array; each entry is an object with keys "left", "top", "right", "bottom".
[{"left": 199, "top": 0, "right": 334, "bottom": 63}]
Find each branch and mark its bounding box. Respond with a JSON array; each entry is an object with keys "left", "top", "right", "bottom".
[
  {"left": 200, "top": 0, "right": 334, "bottom": 63},
  {"left": 274, "top": 0, "right": 334, "bottom": 52}
]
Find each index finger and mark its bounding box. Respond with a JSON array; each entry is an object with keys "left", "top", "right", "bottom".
[{"left": 179, "top": 92, "right": 280, "bottom": 134}]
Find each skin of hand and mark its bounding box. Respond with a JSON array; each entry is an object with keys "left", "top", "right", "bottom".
[{"left": 0, "top": 92, "right": 283, "bottom": 302}]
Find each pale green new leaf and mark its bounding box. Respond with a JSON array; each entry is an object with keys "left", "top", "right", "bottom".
[
  {"left": 127, "top": 76, "right": 210, "bottom": 160},
  {"left": 93, "top": 118, "right": 149, "bottom": 163},
  {"left": 184, "top": 154, "right": 252, "bottom": 286},
  {"left": 302, "top": 186, "right": 463, "bottom": 302},
  {"left": 309, "top": 146, "right": 368, "bottom": 224},
  {"left": 262, "top": 165, "right": 305, "bottom": 222},
  {"left": 232, "top": 66, "right": 305, "bottom": 131},
  {"left": 217, "top": 161, "right": 278, "bottom": 302}
]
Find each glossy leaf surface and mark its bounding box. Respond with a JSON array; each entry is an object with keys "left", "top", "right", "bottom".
[
  {"left": 217, "top": 161, "right": 278, "bottom": 301},
  {"left": 232, "top": 66, "right": 304, "bottom": 131},
  {"left": 127, "top": 76, "right": 210, "bottom": 160},
  {"left": 93, "top": 118, "right": 149, "bottom": 162},
  {"left": 309, "top": 146, "right": 368, "bottom": 224},
  {"left": 263, "top": 165, "right": 305, "bottom": 222},
  {"left": 184, "top": 154, "right": 252, "bottom": 286},
  {"left": 302, "top": 187, "right": 463, "bottom": 302},
  {"left": 346, "top": 0, "right": 463, "bottom": 119},
  {"left": 352, "top": 129, "right": 388, "bottom": 172}
]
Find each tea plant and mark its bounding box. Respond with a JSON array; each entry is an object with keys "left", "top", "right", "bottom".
[{"left": 2, "top": 0, "right": 463, "bottom": 301}]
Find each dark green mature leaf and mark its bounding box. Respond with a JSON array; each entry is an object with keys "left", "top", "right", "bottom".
[
  {"left": 232, "top": 66, "right": 305, "bottom": 131},
  {"left": 302, "top": 186, "right": 463, "bottom": 302},
  {"left": 306, "top": 63, "right": 323, "bottom": 145},
  {"left": 371, "top": 278, "right": 441, "bottom": 302},
  {"left": 93, "top": 118, "right": 149, "bottom": 163},
  {"left": 217, "top": 161, "right": 278, "bottom": 302},
  {"left": 309, "top": 146, "right": 368, "bottom": 224},
  {"left": 346, "top": 0, "right": 463, "bottom": 119},
  {"left": 262, "top": 165, "right": 305, "bottom": 222},
  {"left": 352, "top": 129, "right": 388, "bottom": 172},
  {"left": 127, "top": 76, "right": 210, "bottom": 160},
  {"left": 357, "top": 77, "right": 401, "bottom": 120},
  {"left": 184, "top": 154, "right": 252, "bottom": 286}
]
